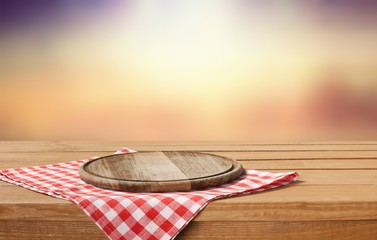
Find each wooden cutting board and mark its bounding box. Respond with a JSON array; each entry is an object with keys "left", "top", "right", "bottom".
[{"left": 79, "top": 151, "right": 244, "bottom": 192}]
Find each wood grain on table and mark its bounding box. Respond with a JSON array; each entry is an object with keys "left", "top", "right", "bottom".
[{"left": 0, "top": 142, "right": 377, "bottom": 240}]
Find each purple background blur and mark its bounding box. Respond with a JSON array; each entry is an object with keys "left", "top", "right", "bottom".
[{"left": 1, "top": 0, "right": 376, "bottom": 141}]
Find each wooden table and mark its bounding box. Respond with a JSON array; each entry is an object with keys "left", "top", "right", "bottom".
[{"left": 1, "top": 141, "right": 377, "bottom": 240}]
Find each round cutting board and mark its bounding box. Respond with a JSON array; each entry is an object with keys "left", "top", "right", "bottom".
[{"left": 79, "top": 151, "right": 244, "bottom": 192}]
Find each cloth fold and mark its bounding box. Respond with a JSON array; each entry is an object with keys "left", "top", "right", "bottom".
[{"left": 0, "top": 148, "right": 298, "bottom": 240}]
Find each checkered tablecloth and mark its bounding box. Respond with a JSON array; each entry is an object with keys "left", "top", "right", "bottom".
[{"left": 0, "top": 148, "right": 299, "bottom": 240}]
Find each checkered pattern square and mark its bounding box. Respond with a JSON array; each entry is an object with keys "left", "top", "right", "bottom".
[{"left": 0, "top": 148, "right": 298, "bottom": 240}]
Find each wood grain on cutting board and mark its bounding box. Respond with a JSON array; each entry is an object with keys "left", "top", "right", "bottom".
[{"left": 79, "top": 151, "right": 244, "bottom": 192}]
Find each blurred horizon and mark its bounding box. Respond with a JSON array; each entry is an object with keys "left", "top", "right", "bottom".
[{"left": 1, "top": 0, "right": 377, "bottom": 141}]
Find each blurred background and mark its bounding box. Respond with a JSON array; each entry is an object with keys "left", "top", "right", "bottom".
[{"left": 0, "top": 0, "right": 376, "bottom": 141}]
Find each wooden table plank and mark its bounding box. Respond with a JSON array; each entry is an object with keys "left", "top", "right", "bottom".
[
  {"left": 0, "top": 220, "right": 107, "bottom": 240},
  {"left": 2, "top": 158, "right": 377, "bottom": 170},
  {"left": 1, "top": 151, "right": 377, "bottom": 170},
  {"left": 1, "top": 185, "right": 377, "bottom": 221},
  {"left": 1, "top": 142, "right": 377, "bottom": 240},
  {"left": 1, "top": 141, "right": 377, "bottom": 152},
  {"left": 2, "top": 220, "right": 377, "bottom": 240},
  {"left": 1, "top": 169, "right": 376, "bottom": 186},
  {"left": 242, "top": 159, "right": 377, "bottom": 170},
  {"left": 178, "top": 220, "right": 377, "bottom": 240},
  {"left": 212, "top": 151, "right": 377, "bottom": 160}
]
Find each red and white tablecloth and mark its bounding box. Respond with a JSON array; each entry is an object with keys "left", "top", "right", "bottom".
[{"left": 0, "top": 148, "right": 298, "bottom": 240}]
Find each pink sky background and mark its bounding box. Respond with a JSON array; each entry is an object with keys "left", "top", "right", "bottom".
[{"left": 1, "top": 0, "right": 376, "bottom": 141}]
